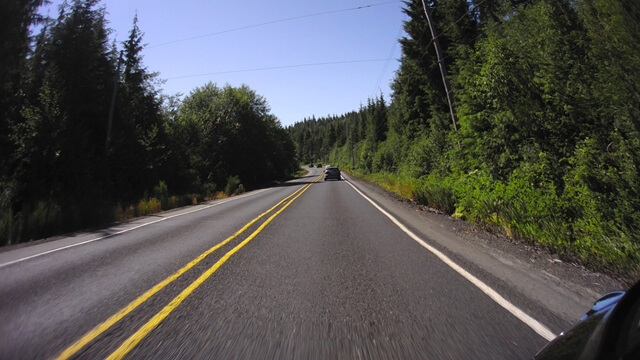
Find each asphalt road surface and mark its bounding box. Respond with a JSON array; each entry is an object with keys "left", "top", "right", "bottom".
[{"left": 0, "top": 167, "right": 596, "bottom": 359}]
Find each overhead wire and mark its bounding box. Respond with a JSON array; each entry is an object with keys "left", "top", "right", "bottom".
[
  {"left": 425, "top": 30, "right": 485, "bottom": 78},
  {"left": 165, "top": 59, "right": 392, "bottom": 80},
  {"left": 407, "top": 0, "right": 496, "bottom": 96},
  {"left": 380, "top": 0, "right": 490, "bottom": 135},
  {"left": 149, "top": 1, "right": 402, "bottom": 49},
  {"left": 423, "top": 0, "right": 488, "bottom": 52},
  {"left": 371, "top": 23, "right": 404, "bottom": 99},
  {"left": 399, "top": 0, "right": 541, "bottom": 137}
]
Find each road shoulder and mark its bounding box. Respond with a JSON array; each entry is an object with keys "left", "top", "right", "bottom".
[
  {"left": 341, "top": 172, "right": 623, "bottom": 333},
  {"left": 0, "top": 189, "right": 272, "bottom": 267}
]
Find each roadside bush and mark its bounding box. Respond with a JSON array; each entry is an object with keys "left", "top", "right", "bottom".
[
  {"left": 224, "top": 175, "right": 241, "bottom": 196},
  {"left": 363, "top": 172, "right": 417, "bottom": 200},
  {"left": 201, "top": 182, "right": 217, "bottom": 198},
  {"left": 1, "top": 199, "right": 115, "bottom": 246},
  {"left": 372, "top": 138, "right": 398, "bottom": 173},
  {"left": 0, "top": 208, "right": 15, "bottom": 246},
  {"left": 152, "top": 181, "right": 169, "bottom": 208},
  {"left": 499, "top": 166, "right": 565, "bottom": 244},
  {"left": 359, "top": 142, "right": 374, "bottom": 173},
  {"left": 414, "top": 174, "right": 456, "bottom": 215},
  {"left": 167, "top": 196, "right": 180, "bottom": 209},
  {"left": 114, "top": 204, "right": 135, "bottom": 222},
  {"left": 560, "top": 137, "right": 640, "bottom": 270},
  {"left": 400, "top": 137, "right": 432, "bottom": 178},
  {"left": 136, "top": 198, "right": 162, "bottom": 216},
  {"left": 26, "top": 201, "right": 63, "bottom": 239},
  {"left": 449, "top": 170, "right": 501, "bottom": 224}
]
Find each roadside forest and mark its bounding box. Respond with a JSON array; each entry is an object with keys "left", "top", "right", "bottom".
[
  {"left": 288, "top": 0, "right": 640, "bottom": 276},
  {"left": 1, "top": 0, "right": 298, "bottom": 245}
]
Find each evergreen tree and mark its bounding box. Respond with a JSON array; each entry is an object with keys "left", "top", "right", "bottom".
[
  {"left": 111, "top": 14, "right": 167, "bottom": 200},
  {"left": 456, "top": 0, "right": 589, "bottom": 180},
  {"left": 15, "top": 0, "right": 114, "bottom": 200},
  {"left": 390, "top": 0, "right": 474, "bottom": 144},
  {"left": 0, "top": 0, "right": 46, "bottom": 201},
  {"left": 471, "top": 0, "right": 531, "bottom": 25}
]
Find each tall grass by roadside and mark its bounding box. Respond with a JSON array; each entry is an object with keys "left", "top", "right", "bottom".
[
  {"left": 294, "top": 166, "right": 307, "bottom": 177},
  {"left": 361, "top": 172, "right": 418, "bottom": 200},
  {"left": 113, "top": 193, "right": 200, "bottom": 222},
  {"left": 0, "top": 171, "right": 291, "bottom": 247},
  {"left": 0, "top": 181, "right": 204, "bottom": 247}
]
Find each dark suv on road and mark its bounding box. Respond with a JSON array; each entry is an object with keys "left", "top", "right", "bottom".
[{"left": 324, "top": 166, "right": 341, "bottom": 181}]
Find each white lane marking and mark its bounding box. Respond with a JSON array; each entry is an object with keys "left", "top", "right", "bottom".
[
  {"left": 0, "top": 188, "right": 274, "bottom": 269},
  {"left": 343, "top": 176, "right": 557, "bottom": 341}
]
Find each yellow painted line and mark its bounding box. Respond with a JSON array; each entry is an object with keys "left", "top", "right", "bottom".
[
  {"left": 56, "top": 177, "right": 320, "bottom": 360},
  {"left": 106, "top": 177, "right": 317, "bottom": 360}
]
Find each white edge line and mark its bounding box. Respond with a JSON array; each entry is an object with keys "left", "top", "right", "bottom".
[
  {"left": 0, "top": 188, "right": 272, "bottom": 269},
  {"left": 343, "top": 176, "right": 557, "bottom": 342}
]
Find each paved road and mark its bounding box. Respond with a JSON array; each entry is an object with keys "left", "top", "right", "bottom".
[{"left": 0, "top": 167, "right": 593, "bottom": 359}]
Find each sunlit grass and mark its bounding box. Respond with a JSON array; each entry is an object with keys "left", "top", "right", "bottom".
[
  {"left": 361, "top": 172, "right": 418, "bottom": 200},
  {"left": 294, "top": 167, "right": 307, "bottom": 177}
]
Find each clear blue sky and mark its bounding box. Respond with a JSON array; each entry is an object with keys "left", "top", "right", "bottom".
[{"left": 42, "top": 0, "right": 407, "bottom": 126}]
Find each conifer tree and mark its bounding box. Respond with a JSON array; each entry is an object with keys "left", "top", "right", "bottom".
[
  {"left": 0, "top": 0, "right": 45, "bottom": 198},
  {"left": 111, "top": 14, "right": 167, "bottom": 200}
]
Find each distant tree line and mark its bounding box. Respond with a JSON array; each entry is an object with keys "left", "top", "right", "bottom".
[
  {"left": 288, "top": 0, "right": 640, "bottom": 275},
  {"left": 1, "top": 0, "right": 298, "bottom": 245}
]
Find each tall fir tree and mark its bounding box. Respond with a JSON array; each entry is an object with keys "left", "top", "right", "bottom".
[
  {"left": 0, "top": 0, "right": 46, "bottom": 203},
  {"left": 16, "top": 0, "right": 116, "bottom": 209},
  {"left": 111, "top": 13, "right": 167, "bottom": 201}
]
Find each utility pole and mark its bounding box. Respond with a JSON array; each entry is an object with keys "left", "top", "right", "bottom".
[
  {"left": 421, "top": 0, "right": 459, "bottom": 134},
  {"left": 106, "top": 50, "right": 124, "bottom": 155}
]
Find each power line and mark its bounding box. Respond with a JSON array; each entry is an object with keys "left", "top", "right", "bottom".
[
  {"left": 425, "top": 30, "right": 484, "bottom": 79},
  {"left": 165, "top": 59, "right": 392, "bottom": 80},
  {"left": 372, "top": 23, "right": 404, "bottom": 98},
  {"left": 383, "top": 0, "right": 491, "bottom": 135},
  {"left": 149, "top": 1, "right": 402, "bottom": 49},
  {"left": 424, "top": 0, "right": 488, "bottom": 50},
  {"left": 405, "top": 0, "right": 492, "bottom": 98},
  {"left": 422, "top": 0, "right": 458, "bottom": 134}
]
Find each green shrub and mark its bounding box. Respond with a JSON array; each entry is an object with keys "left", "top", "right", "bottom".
[
  {"left": 362, "top": 172, "right": 417, "bottom": 200},
  {"left": 26, "top": 201, "right": 62, "bottom": 239},
  {"left": 372, "top": 139, "right": 398, "bottom": 173},
  {"left": 201, "top": 182, "right": 217, "bottom": 198},
  {"left": 136, "top": 198, "right": 162, "bottom": 216},
  {"left": 414, "top": 175, "right": 456, "bottom": 215},
  {"left": 499, "top": 166, "right": 564, "bottom": 244},
  {"left": 359, "top": 142, "right": 374, "bottom": 173},
  {"left": 167, "top": 196, "right": 180, "bottom": 209},
  {"left": 152, "top": 181, "right": 169, "bottom": 208},
  {"left": 114, "top": 204, "right": 135, "bottom": 221},
  {"left": 400, "top": 137, "right": 432, "bottom": 178},
  {"left": 224, "top": 175, "right": 241, "bottom": 196},
  {"left": 0, "top": 209, "right": 14, "bottom": 246},
  {"left": 559, "top": 138, "right": 640, "bottom": 270},
  {"left": 449, "top": 170, "right": 500, "bottom": 224}
]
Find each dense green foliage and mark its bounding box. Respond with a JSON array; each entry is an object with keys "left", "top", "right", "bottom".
[
  {"left": 289, "top": 0, "right": 640, "bottom": 275},
  {"left": 0, "top": 0, "right": 297, "bottom": 245}
]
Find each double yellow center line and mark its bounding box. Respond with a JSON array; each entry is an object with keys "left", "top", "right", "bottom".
[{"left": 57, "top": 175, "right": 321, "bottom": 360}]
